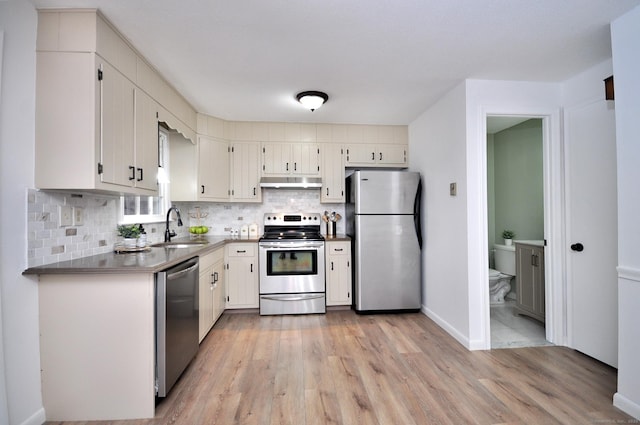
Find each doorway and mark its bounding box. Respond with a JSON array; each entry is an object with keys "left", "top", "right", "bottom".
[{"left": 486, "top": 116, "right": 551, "bottom": 349}]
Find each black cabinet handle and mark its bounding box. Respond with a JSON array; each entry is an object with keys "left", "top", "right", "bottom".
[
  {"left": 129, "top": 166, "right": 135, "bottom": 180},
  {"left": 334, "top": 248, "right": 343, "bottom": 252},
  {"left": 201, "top": 185, "right": 205, "bottom": 194},
  {"left": 237, "top": 250, "right": 246, "bottom": 253},
  {"left": 379, "top": 152, "right": 383, "bottom": 161},
  {"left": 286, "top": 162, "right": 289, "bottom": 171},
  {"left": 331, "top": 261, "right": 334, "bottom": 271},
  {"left": 371, "top": 152, "right": 375, "bottom": 160},
  {"left": 571, "top": 243, "right": 584, "bottom": 252},
  {"left": 294, "top": 162, "right": 297, "bottom": 171},
  {"left": 253, "top": 187, "right": 256, "bottom": 196},
  {"left": 326, "top": 188, "right": 329, "bottom": 196},
  {"left": 137, "top": 167, "right": 143, "bottom": 182},
  {"left": 250, "top": 263, "right": 253, "bottom": 273}
]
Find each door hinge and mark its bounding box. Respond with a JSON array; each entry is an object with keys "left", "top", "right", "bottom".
[
  {"left": 97, "top": 162, "right": 103, "bottom": 174},
  {"left": 97, "top": 69, "right": 103, "bottom": 81}
]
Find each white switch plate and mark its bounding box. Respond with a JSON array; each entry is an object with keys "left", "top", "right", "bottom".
[
  {"left": 73, "top": 207, "right": 84, "bottom": 226},
  {"left": 59, "top": 205, "right": 73, "bottom": 227},
  {"left": 450, "top": 182, "right": 457, "bottom": 196}
]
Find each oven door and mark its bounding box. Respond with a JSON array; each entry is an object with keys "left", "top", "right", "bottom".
[{"left": 259, "top": 240, "right": 325, "bottom": 294}]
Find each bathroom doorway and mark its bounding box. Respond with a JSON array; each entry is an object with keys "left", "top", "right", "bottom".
[{"left": 486, "top": 116, "right": 551, "bottom": 349}]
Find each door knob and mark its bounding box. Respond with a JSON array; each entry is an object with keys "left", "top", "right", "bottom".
[{"left": 571, "top": 243, "right": 584, "bottom": 252}]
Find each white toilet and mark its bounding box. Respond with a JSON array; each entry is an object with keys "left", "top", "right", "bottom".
[{"left": 489, "top": 243, "right": 516, "bottom": 304}]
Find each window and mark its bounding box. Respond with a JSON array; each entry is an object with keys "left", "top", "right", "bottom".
[{"left": 118, "top": 126, "right": 171, "bottom": 224}]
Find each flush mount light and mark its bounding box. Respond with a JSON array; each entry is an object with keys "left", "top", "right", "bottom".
[{"left": 296, "top": 91, "right": 329, "bottom": 111}]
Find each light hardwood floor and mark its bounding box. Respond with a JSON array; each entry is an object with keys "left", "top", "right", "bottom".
[{"left": 47, "top": 311, "right": 631, "bottom": 424}]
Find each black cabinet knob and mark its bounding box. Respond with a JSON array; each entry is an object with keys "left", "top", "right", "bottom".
[{"left": 571, "top": 243, "right": 584, "bottom": 252}]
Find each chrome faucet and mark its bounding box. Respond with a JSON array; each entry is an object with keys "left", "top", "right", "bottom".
[{"left": 165, "top": 206, "right": 184, "bottom": 242}]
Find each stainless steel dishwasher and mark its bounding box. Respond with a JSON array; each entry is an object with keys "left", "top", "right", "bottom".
[{"left": 155, "top": 256, "right": 199, "bottom": 397}]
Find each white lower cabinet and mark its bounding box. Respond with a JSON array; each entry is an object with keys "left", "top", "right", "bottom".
[
  {"left": 199, "top": 247, "right": 225, "bottom": 342},
  {"left": 225, "top": 243, "right": 259, "bottom": 309},
  {"left": 325, "top": 241, "right": 352, "bottom": 306}
]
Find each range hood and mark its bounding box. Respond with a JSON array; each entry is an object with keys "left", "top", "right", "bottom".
[{"left": 259, "top": 176, "right": 322, "bottom": 189}]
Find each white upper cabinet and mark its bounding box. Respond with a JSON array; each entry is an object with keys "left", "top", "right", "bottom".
[
  {"left": 345, "top": 144, "right": 407, "bottom": 167},
  {"left": 321, "top": 144, "right": 345, "bottom": 203},
  {"left": 34, "top": 9, "right": 195, "bottom": 195},
  {"left": 198, "top": 136, "right": 229, "bottom": 201},
  {"left": 230, "top": 142, "right": 261, "bottom": 202},
  {"left": 262, "top": 143, "right": 320, "bottom": 176}
]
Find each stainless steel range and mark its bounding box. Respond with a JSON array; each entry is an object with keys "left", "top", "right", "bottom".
[{"left": 258, "top": 213, "right": 326, "bottom": 315}]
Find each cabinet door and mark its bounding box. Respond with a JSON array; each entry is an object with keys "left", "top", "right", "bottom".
[
  {"left": 225, "top": 244, "right": 259, "bottom": 309},
  {"left": 516, "top": 244, "right": 536, "bottom": 314},
  {"left": 326, "top": 242, "right": 352, "bottom": 306},
  {"left": 291, "top": 144, "right": 320, "bottom": 175},
  {"left": 212, "top": 258, "right": 226, "bottom": 323},
  {"left": 231, "top": 142, "right": 261, "bottom": 202},
  {"left": 515, "top": 244, "right": 545, "bottom": 322},
  {"left": 198, "top": 263, "right": 214, "bottom": 342},
  {"left": 321, "top": 144, "right": 345, "bottom": 203},
  {"left": 100, "top": 60, "right": 135, "bottom": 188},
  {"left": 198, "top": 136, "right": 229, "bottom": 201},
  {"left": 378, "top": 144, "right": 407, "bottom": 166},
  {"left": 262, "top": 143, "right": 291, "bottom": 175},
  {"left": 134, "top": 89, "right": 159, "bottom": 192},
  {"left": 345, "top": 145, "right": 376, "bottom": 165}
]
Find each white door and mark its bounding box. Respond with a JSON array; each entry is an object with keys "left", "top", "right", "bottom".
[{"left": 566, "top": 99, "right": 618, "bottom": 367}]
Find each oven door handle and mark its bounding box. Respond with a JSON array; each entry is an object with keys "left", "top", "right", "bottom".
[
  {"left": 259, "top": 242, "right": 325, "bottom": 249},
  {"left": 261, "top": 294, "right": 325, "bottom": 301}
]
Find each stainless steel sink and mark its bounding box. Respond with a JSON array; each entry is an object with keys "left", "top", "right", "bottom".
[{"left": 150, "top": 241, "right": 209, "bottom": 248}]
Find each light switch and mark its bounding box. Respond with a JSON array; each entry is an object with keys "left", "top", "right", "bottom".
[
  {"left": 73, "top": 207, "right": 84, "bottom": 226},
  {"left": 450, "top": 182, "right": 457, "bottom": 196},
  {"left": 59, "top": 205, "right": 73, "bottom": 227}
]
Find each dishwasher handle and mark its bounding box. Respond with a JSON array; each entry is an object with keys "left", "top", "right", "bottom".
[{"left": 166, "top": 258, "right": 199, "bottom": 280}]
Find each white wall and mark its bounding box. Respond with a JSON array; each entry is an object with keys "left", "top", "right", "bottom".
[
  {"left": 409, "top": 82, "right": 471, "bottom": 346},
  {"left": 0, "top": 1, "right": 47, "bottom": 424},
  {"left": 410, "top": 79, "right": 563, "bottom": 349},
  {"left": 611, "top": 4, "right": 640, "bottom": 420}
]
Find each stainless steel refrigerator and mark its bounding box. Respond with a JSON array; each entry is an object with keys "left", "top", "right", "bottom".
[{"left": 346, "top": 170, "right": 422, "bottom": 313}]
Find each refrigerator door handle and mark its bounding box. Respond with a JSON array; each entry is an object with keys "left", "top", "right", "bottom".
[{"left": 414, "top": 178, "right": 423, "bottom": 249}]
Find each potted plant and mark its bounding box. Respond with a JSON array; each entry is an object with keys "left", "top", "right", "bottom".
[
  {"left": 502, "top": 229, "right": 515, "bottom": 246},
  {"left": 117, "top": 224, "right": 141, "bottom": 248}
]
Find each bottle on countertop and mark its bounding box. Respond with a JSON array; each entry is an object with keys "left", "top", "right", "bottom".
[
  {"left": 137, "top": 224, "right": 147, "bottom": 247},
  {"left": 240, "top": 224, "right": 249, "bottom": 239},
  {"left": 249, "top": 223, "right": 259, "bottom": 239}
]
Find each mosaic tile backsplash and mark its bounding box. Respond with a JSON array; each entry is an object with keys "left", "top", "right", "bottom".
[{"left": 27, "top": 188, "right": 344, "bottom": 267}]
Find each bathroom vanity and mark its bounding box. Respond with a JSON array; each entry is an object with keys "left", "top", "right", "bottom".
[{"left": 514, "top": 241, "right": 545, "bottom": 323}]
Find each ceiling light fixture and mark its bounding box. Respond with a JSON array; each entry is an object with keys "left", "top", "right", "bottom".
[{"left": 296, "top": 91, "right": 328, "bottom": 111}]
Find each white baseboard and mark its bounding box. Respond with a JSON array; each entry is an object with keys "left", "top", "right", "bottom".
[
  {"left": 421, "top": 305, "right": 472, "bottom": 349},
  {"left": 613, "top": 392, "right": 640, "bottom": 421},
  {"left": 19, "top": 407, "right": 46, "bottom": 425}
]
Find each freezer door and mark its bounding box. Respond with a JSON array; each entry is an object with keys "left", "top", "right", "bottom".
[
  {"left": 352, "top": 170, "right": 420, "bottom": 214},
  {"left": 354, "top": 214, "right": 421, "bottom": 311}
]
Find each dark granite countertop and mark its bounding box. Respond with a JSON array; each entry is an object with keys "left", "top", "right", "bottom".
[
  {"left": 24, "top": 235, "right": 351, "bottom": 275},
  {"left": 23, "top": 236, "right": 260, "bottom": 275}
]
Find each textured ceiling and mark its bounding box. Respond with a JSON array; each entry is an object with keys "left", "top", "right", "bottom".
[{"left": 30, "top": 0, "right": 640, "bottom": 125}]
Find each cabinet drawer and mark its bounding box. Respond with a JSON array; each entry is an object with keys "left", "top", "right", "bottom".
[
  {"left": 327, "top": 241, "right": 350, "bottom": 255},
  {"left": 200, "top": 247, "right": 224, "bottom": 270},
  {"left": 226, "top": 243, "right": 256, "bottom": 257}
]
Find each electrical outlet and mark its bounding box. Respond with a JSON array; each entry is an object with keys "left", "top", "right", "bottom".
[
  {"left": 59, "top": 205, "right": 73, "bottom": 227},
  {"left": 450, "top": 182, "right": 457, "bottom": 196},
  {"left": 73, "top": 207, "right": 84, "bottom": 226}
]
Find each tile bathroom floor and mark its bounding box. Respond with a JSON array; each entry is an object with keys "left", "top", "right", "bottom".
[{"left": 491, "top": 300, "right": 553, "bottom": 349}]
